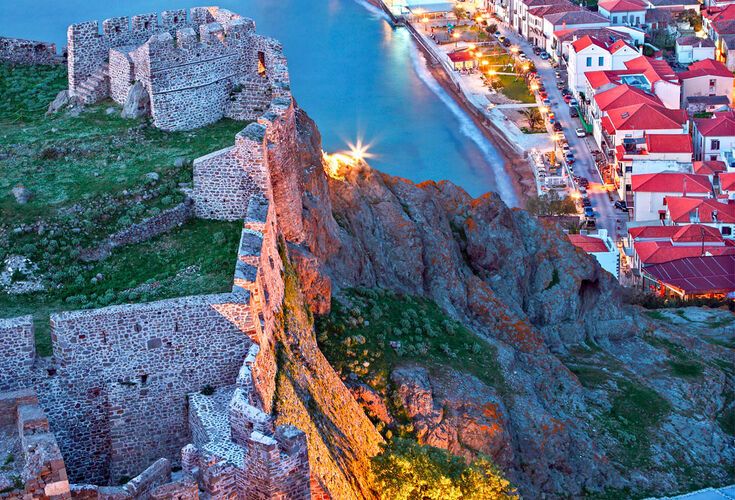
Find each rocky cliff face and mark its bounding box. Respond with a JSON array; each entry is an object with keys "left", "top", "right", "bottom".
[{"left": 273, "top": 106, "right": 734, "bottom": 498}]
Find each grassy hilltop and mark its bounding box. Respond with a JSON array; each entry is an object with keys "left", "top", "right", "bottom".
[{"left": 0, "top": 63, "right": 246, "bottom": 354}]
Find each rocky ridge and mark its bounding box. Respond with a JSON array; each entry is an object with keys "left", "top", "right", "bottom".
[{"left": 268, "top": 106, "right": 734, "bottom": 498}]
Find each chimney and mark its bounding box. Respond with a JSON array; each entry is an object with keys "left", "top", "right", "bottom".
[
  {"left": 682, "top": 176, "right": 688, "bottom": 197},
  {"left": 712, "top": 209, "right": 718, "bottom": 222}
]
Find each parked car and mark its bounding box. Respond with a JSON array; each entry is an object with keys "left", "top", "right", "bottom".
[
  {"left": 578, "top": 177, "right": 590, "bottom": 188},
  {"left": 533, "top": 46, "right": 542, "bottom": 55},
  {"left": 539, "top": 91, "right": 548, "bottom": 99},
  {"left": 584, "top": 206, "right": 595, "bottom": 217},
  {"left": 549, "top": 117, "right": 556, "bottom": 124},
  {"left": 498, "top": 35, "right": 506, "bottom": 43},
  {"left": 540, "top": 52, "right": 550, "bottom": 60},
  {"left": 556, "top": 82, "right": 565, "bottom": 89},
  {"left": 563, "top": 94, "right": 572, "bottom": 103},
  {"left": 570, "top": 108, "right": 579, "bottom": 117},
  {"left": 561, "top": 88, "right": 571, "bottom": 96},
  {"left": 575, "top": 128, "right": 586, "bottom": 137},
  {"left": 555, "top": 71, "right": 561, "bottom": 79},
  {"left": 582, "top": 198, "right": 592, "bottom": 207},
  {"left": 495, "top": 31, "right": 501, "bottom": 37},
  {"left": 503, "top": 39, "right": 512, "bottom": 47},
  {"left": 584, "top": 218, "right": 597, "bottom": 228},
  {"left": 542, "top": 98, "right": 551, "bottom": 106},
  {"left": 553, "top": 122, "right": 563, "bottom": 132},
  {"left": 569, "top": 98, "right": 579, "bottom": 107},
  {"left": 614, "top": 200, "right": 629, "bottom": 212}
]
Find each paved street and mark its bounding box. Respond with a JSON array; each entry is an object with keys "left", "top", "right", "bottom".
[{"left": 497, "top": 25, "right": 627, "bottom": 240}]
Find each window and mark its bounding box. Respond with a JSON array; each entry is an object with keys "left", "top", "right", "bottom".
[
  {"left": 612, "top": 16, "right": 618, "bottom": 23},
  {"left": 622, "top": 15, "right": 628, "bottom": 23},
  {"left": 710, "top": 154, "right": 719, "bottom": 161},
  {"left": 723, "top": 226, "right": 733, "bottom": 236},
  {"left": 586, "top": 57, "right": 592, "bottom": 66},
  {"left": 598, "top": 56, "right": 604, "bottom": 66},
  {"left": 257, "top": 51, "right": 266, "bottom": 77},
  {"left": 625, "top": 165, "right": 633, "bottom": 172},
  {"left": 711, "top": 139, "right": 721, "bottom": 150},
  {"left": 709, "top": 79, "right": 716, "bottom": 87}
]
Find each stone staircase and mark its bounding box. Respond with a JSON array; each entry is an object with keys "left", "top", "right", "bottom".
[{"left": 74, "top": 63, "right": 109, "bottom": 105}]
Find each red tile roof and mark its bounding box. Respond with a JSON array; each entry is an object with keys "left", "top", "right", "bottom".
[
  {"left": 568, "top": 234, "right": 611, "bottom": 252},
  {"left": 585, "top": 70, "right": 619, "bottom": 89},
  {"left": 594, "top": 84, "right": 662, "bottom": 111},
  {"left": 695, "top": 111, "right": 735, "bottom": 137},
  {"left": 720, "top": 172, "right": 735, "bottom": 191},
  {"left": 554, "top": 27, "right": 633, "bottom": 44},
  {"left": 599, "top": 0, "right": 647, "bottom": 12},
  {"left": 631, "top": 173, "right": 712, "bottom": 193},
  {"left": 629, "top": 224, "right": 723, "bottom": 241},
  {"left": 679, "top": 58, "right": 733, "bottom": 80},
  {"left": 623, "top": 56, "right": 679, "bottom": 84},
  {"left": 704, "top": 4, "right": 735, "bottom": 23},
  {"left": 645, "top": 133, "right": 693, "bottom": 154},
  {"left": 693, "top": 160, "right": 727, "bottom": 175},
  {"left": 644, "top": 255, "right": 735, "bottom": 294},
  {"left": 665, "top": 196, "right": 735, "bottom": 223},
  {"left": 606, "top": 103, "right": 687, "bottom": 131},
  {"left": 601, "top": 115, "right": 615, "bottom": 135},
  {"left": 634, "top": 240, "right": 735, "bottom": 265},
  {"left": 609, "top": 39, "right": 635, "bottom": 53},
  {"left": 676, "top": 36, "right": 716, "bottom": 50},
  {"left": 545, "top": 10, "right": 609, "bottom": 26},
  {"left": 571, "top": 35, "right": 607, "bottom": 53},
  {"left": 672, "top": 224, "right": 725, "bottom": 242}
]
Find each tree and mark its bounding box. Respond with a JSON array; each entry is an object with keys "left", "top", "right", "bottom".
[
  {"left": 520, "top": 107, "right": 542, "bottom": 130},
  {"left": 372, "top": 438, "right": 518, "bottom": 500},
  {"left": 526, "top": 192, "right": 578, "bottom": 216},
  {"left": 453, "top": 6, "right": 467, "bottom": 20},
  {"left": 678, "top": 9, "right": 703, "bottom": 32}
]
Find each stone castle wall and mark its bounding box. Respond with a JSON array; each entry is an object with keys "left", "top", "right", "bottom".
[
  {"left": 67, "top": 6, "right": 289, "bottom": 131},
  {"left": 0, "top": 317, "right": 36, "bottom": 392},
  {"left": 0, "top": 7, "right": 316, "bottom": 497},
  {"left": 0, "top": 37, "right": 61, "bottom": 65}
]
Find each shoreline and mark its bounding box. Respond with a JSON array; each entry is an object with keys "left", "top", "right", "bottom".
[{"left": 369, "top": 0, "right": 537, "bottom": 204}]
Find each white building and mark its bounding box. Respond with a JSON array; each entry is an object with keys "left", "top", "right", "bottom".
[
  {"left": 693, "top": 111, "right": 735, "bottom": 161},
  {"left": 675, "top": 36, "right": 717, "bottom": 64},
  {"left": 598, "top": 0, "right": 648, "bottom": 26},
  {"left": 567, "top": 35, "right": 639, "bottom": 93},
  {"left": 630, "top": 172, "right": 713, "bottom": 222},
  {"left": 567, "top": 230, "right": 620, "bottom": 277}
]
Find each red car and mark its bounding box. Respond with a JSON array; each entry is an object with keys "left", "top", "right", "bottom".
[{"left": 563, "top": 94, "right": 572, "bottom": 103}]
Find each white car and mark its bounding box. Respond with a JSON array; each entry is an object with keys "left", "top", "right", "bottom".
[{"left": 575, "top": 128, "right": 586, "bottom": 138}]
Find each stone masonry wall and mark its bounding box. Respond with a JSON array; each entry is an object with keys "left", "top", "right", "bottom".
[
  {"left": 0, "top": 293, "right": 258, "bottom": 486},
  {"left": 0, "top": 37, "right": 61, "bottom": 65},
  {"left": 0, "top": 317, "right": 36, "bottom": 392},
  {"left": 0, "top": 390, "right": 71, "bottom": 499},
  {"left": 66, "top": 9, "right": 189, "bottom": 91}
]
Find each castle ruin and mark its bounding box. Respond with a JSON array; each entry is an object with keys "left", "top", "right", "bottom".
[
  {"left": 66, "top": 6, "right": 288, "bottom": 131},
  {"left": 0, "top": 7, "right": 323, "bottom": 499}
]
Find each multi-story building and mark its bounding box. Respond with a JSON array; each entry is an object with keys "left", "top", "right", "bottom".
[
  {"left": 598, "top": 0, "right": 648, "bottom": 26},
  {"left": 630, "top": 172, "right": 713, "bottom": 221},
  {"left": 679, "top": 58, "right": 734, "bottom": 108},
  {"left": 583, "top": 55, "right": 681, "bottom": 110},
  {"left": 567, "top": 36, "right": 640, "bottom": 93},
  {"left": 614, "top": 133, "right": 693, "bottom": 201},
  {"left": 693, "top": 110, "right": 735, "bottom": 161}
]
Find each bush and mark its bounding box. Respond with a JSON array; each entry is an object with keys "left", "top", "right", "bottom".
[{"left": 372, "top": 438, "right": 517, "bottom": 500}]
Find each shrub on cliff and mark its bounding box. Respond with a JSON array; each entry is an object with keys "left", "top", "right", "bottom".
[{"left": 372, "top": 438, "right": 517, "bottom": 500}]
